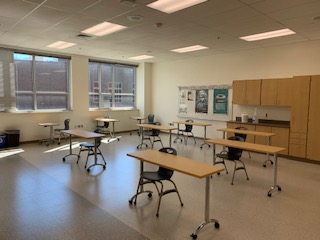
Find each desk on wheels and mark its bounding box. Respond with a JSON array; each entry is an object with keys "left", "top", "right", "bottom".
[
  {"left": 205, "top": 138, "right": 285, "bottom": 197},
  {"left": 127, "top": 149, "right": 223, "bottom": 239},
  {"left": 217, "top": 128, "right": 276, "bottom": 166},
  {"left": 61, "top": 129, "right": 106, "bottom": 172},
  {"left": 173, "top": 121, "right": 212, "bottom": 149},
  {"left": 95, "top": 117, "right": 120, "bottom": 142},
  {"left": 38, "top": 122, "right": 60, "bottom": 146},
  {"left": 130, "top": 116, "right": 146, "bottom": 136},
  {"left": 137, "top": 124, "right": 176, "bottom": 149}
]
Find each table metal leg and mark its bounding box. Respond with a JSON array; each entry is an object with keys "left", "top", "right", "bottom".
[
  {"left": 173, "top": 123, "right": 183, "bottom": 143},
  {"left": 108, "top": 122, "right": 120, "bottom": 142},
  {"left": 62, "top": 134, "right": 79, "bottom": 162},
  {"left": 191, "top": 177, "right": 219, "bottom": 239},
  {"left": 263, "top": 137, "right": 274, "bottom": 167},
  {"left": 267, "top": 154, "right": 281, "bottom": 197},
  {"left": 200, "top": 126, "right": 210, "bottom": 149},
  {"left": 137, "top": 126, "right": 148, "bottom": 149},
  {"left": 87, "top": 137, "right": 106, "bottom": 172}
]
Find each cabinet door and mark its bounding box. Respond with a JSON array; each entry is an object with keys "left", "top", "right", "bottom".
[
  {"left": 255, "top": 126, "right": 272, "bottom": 145},
  {"left": 261, "top": 79, "right": 278, "bottom": 105},
  {"left": 232, "top": 80, "right": 246, "bottom": 104},
  {"left": 272, "top": 127, "right": 289, "bottom": 155},
  {"left": 277, "top": 78, "right": 292, "bottom": 106},
  {"left": 246, "top": 80, "right": 261, "bottom": 105},
  {"left": 307, "top": 75, "right": 320, "bottom": 161},
  {"left": 290, "top": 76, "right": 310, "bottom": 133}
]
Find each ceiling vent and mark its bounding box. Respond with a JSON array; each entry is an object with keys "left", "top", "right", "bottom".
[{"left": 75, "top": 33, "right": 95, "bottom": 40}]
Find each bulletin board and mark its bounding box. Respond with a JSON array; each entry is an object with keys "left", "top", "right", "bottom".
[{"left": 177, "top": 85, "right": 232, "bottom": 121}]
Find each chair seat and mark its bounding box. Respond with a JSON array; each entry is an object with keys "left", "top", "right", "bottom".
[
  {"left": 141, "top": 171, "right": 171, "bottom": 181},
  {"left": 80, "top": 142, "right": 94, "bottom": 148}
]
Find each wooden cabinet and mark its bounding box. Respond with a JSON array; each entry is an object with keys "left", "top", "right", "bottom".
[
  {"left": 288, "top": 76, "right": 310, "bottom": 158},
  {"left": 307, "top": 75, "right": 320, "bottom": 161},
  {"left": 261, "top": 78, "right": 292, "bottom": 106},
  {"left": 233, "top": 80, "right": 261, "bottom": 105},
  {"left": 226, "top": 123, "right": 255, "bottom": 143},
  {"left": 255, "top": 125, "right": 289, "bottom": 155}
]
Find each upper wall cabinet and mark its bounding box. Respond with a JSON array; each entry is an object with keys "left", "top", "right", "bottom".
[
  {"left": 261, "top": 78, "right": 292, "bottom": 106},
  {"left": 233, "top": 80, "right": 261, "bottom": 105}
]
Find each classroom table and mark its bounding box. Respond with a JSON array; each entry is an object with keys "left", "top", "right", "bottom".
[
  {"left": 129, "top": 116, "right": 146, "bottom": 136},
  {"left": 95, "top": 117, "right": 120, "bottom": 142},
  {"left": 217, "top": 128, "right": 276, "bottom": 167},
  {"left": 127, "top": 149, "right": 224, "bottom": 239},
  {"left": 38, "top": 122, "right": 60, "bottom": 146},
  {"left": 205, "top": 138, "right": 285, "bottom": 197},
  {"left": 61, "top": 129, "right": 106, "bottom": 172},
  {"left": 173, "top": 121, "right": 212, "bottom": 149},
  {"left": 136, "top": 124, "right": 176, "bottom": 149}
]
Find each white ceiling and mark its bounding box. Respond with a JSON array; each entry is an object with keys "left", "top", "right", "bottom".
[{"left": 1, "top": 0, "right": 320, "bottom": 63}]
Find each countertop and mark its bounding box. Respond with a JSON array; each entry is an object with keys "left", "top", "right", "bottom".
[{"left": 227, "top": 119, "right": 290, "bottom": 128}]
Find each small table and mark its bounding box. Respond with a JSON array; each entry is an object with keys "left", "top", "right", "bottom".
[
  {"left": 127, "top": 149, "right": 223, "bottom": 239},
  {"left": 173, "top": 121, "right": 212, "bottom": 148},
  {"left": 95, "top": 118, "right": 120, "bottom": 142},
  {"left": 217, "top": 128, "right": 276, "bottom": 166},
  {"left": 205, "top": 138, "right": 285, "bottom": 197},
  {"left": 61, "top": 129, "right": 106, "bottom": 172},
  {"left": 137, "top": 124, "right": 176, "bottom": 149},
  {"left": 38, "top": 122, "right": 60, "bottom": 146},
  {"left": 129, "top": 116, "right": 146, "bottom": 136}
]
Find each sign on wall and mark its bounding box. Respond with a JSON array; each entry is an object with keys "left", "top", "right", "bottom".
[{"left": 178, "top": 85, "right": 232, "bottom": 121}]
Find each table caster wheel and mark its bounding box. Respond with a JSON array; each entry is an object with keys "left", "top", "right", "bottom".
[
  {"left": 62, "top": 158, "right": 66, "bottom": 162},
  {"left": 129, "top": 199, "right": 133, "bottom": 204},
  {"left": 214, "top": 222, "right": 220, "bottom": 229},
  {"left": 268, "top": 193, "right": 272, "bottom": 197},
  {"left": 87, "top": 169, "right": 90, "bottom": 172},
  {"left": 263, "top": 164, "right": 266, "bottom": 167},
  {"left": 190, "top": 233, "right": 197, "bottom": 239},
  {"left": 278, "top": 187, "right": 282, "bottom": 191},
  {"left": 148, "top": 193, "right": 152, "bottom": 198}
]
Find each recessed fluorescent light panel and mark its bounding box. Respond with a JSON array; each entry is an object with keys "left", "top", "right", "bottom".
[
  {"left": 240, "top": 28, "right": 296, "bottom": 41},
  {"left": 46, "top": 41, "right": 77, "bottom": 49},
  {"left": 81, "top": 22, "right": 127, "bottom": 37},
  {"left": 128, "top": 55, "right": 154, "bottom": 60},
  {"left": 147, "top": 0, "right": 207, "bottom": 14},
  {"left": 171, "top": 45, "right": 208, "bottom": 53}
]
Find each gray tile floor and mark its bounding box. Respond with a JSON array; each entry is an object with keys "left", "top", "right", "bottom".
[{"left": 1, "top": 132, "right": 319, "bottom": 240}]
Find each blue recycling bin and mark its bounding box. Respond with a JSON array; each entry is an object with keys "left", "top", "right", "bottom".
[{"left": 0, "top": 134, "right": 6, "bottom": 148}]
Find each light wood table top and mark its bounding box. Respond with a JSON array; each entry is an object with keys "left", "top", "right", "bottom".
[
  {"left": 127, "top": 149, "right": 223, "bottom": 178},
  {"left": 217, "top": 128, "right": 276, "bottom": 137},
  {"left": 174, "top": 121, "right": 212, "bottom": 127},
  {"left": 137, "top": 124, "right": 177, "bottom": 131},
  {"left": 95, "top": 118, "right": 119, "bottom": 122},
  {"left": 62, "top": 129, "right": 105, "bottom": 139},
  {"left": 205, "top": 138, "right": 285, "bottom": 154},
  {"left": 38, "top": 122, "right": 60, "bottom": 127},
  {"left": 130, "top": 116, "right": 146, "bottom": 120}
]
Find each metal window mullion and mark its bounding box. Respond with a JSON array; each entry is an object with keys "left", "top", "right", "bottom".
[
  {"left": 33, "top": 56, "right": 37, "bottom": 110},
  {"left": 99, "top": 63, "right": 102, "bottom": 108},
  {"left": 111, "top": 65, "right": 115, "bottom": 107}
]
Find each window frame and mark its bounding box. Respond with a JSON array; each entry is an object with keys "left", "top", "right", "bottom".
[{"left": 88, "top": 60, "right": 137, "bottom": 110}]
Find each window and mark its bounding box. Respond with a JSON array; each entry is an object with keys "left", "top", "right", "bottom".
[
  {"left": 89, "top": 61, "right": 136, "bottom": 109},
  {"left": 14, "top": 53, "right": 70, "bottom": 111}
]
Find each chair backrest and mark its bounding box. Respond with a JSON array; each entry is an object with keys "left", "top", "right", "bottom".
[
  {"left": 235, "top": 126, "right": 247, "bottom": 141},
  {"left": 64, "top": 119, "right": 70, "bottom": 130},
  {"left": 185, "top": 119, "right": 194, "bottom": 132},
  {"left": 227, "top": 136, "right": 244, "bottom": 160},
  {"left": 158, "top": 147, "right": 177, "bottom": 178},
  {"left": 103, "top": 116, "right": 111, "bottom": 128},
  {"left": 151, "top": 122, "right": 161, "bottom": 136},
  {"left": 147, "top": 114, "right": 155, "bottom": 124}
]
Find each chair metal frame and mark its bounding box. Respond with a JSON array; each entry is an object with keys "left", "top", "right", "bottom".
[
  {"left": 77, "top": 137, "right": 106, "bottom": 169},
  {"left": 54, "top": 119, "right": 70, "bottom": 145}
]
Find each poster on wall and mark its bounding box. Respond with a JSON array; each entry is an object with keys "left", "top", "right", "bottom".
[
  {"left": 195, "top": 89, "right": 208, "bottom": 113},
  {"left": 178, "top": 89, "right": 187, "bottom": 114},
  {"left": 213, "top": 89, "right": 228, "bottom": 114}
]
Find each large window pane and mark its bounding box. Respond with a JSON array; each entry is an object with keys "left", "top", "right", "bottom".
[
  {"left": 89, "top": 61, "right": 136, "bottom": 109},
  {"left": 14, "top": 52, "right": 70, "bottom": 111}
]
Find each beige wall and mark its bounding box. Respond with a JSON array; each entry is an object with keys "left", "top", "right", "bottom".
[
  {"left": 150, "top": 40, "right": 320, "bottom": 139},
  {"left": 1, "top": 39, "right": 320, "bottom": 142}
]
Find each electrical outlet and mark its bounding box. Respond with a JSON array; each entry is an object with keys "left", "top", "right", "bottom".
[{"left": 169, "top": 122, "right": 174, "bottom": 126}]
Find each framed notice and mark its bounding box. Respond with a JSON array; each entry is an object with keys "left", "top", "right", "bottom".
[{"left": 213, "top": 89, "right": 228, "bottom": 114}]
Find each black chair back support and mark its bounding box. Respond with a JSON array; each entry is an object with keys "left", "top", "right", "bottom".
[
  {"left": 151, "top": 122, "right": 161, "bottom": 136},
  {"left": 234, "top": 126, "right": 248, "bottom": 141},
  {"left": 64, "top": 119, "right": 70, "bottom": 130},
  {"left": 158, "top": 147, "right": 177, "bottom": 178},
  {"left": 148, "top": 114, "right": 155, "bottom": 124},
  {"left": 227, "top": 136, "right": 244, "bottom": 160},
  {"left": 185, "top": 119, "right": 193, "bottom": 132}
]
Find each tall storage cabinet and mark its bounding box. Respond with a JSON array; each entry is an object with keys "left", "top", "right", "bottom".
[
  {"left": 307, "top": 75, "right": 320, "bottom": 161},
  {"left": 288, "top": 76, "right": 310, "bottom": 158}
]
